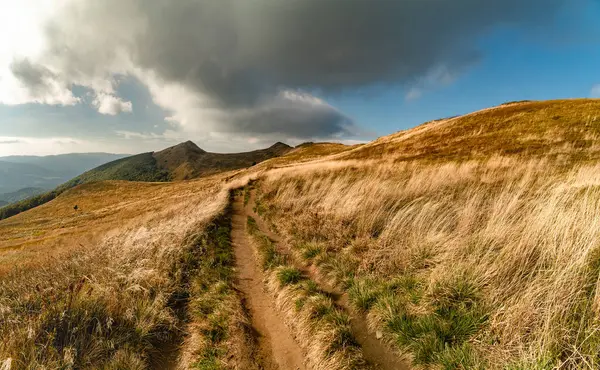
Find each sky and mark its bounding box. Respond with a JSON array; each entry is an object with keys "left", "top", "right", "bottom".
[{"left": 0, "top": 0, "right": 599, "bottom": 156}]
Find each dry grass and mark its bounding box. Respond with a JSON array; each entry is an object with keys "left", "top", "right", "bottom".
[
  {"left": 246, "top": 215, "right": 367, "bottom": 370},
  {"left": 342, "top": 99, "right": 600, "bottom": 163},
  {"left": 0, "top": 174, "right": 257, "bottom": 368},
  {"left": 4, "top": 99, "right": 600, "bottom": 368},
  {"left": 254, "top": 154, "right": 600, "bottom": 368}
]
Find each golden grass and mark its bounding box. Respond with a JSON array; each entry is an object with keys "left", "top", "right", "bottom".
[
  {"left": 342, "top": 99, "right": 600, "bottom": 163},
  {"left": 0, "top": 173, "right": 258, "bottom": 368},
  {"left": 254, "top": 154, "right": 600, "bottom": 368},
  {"left": 0, "top": 180, "right": 210, "bottom": 274},
  {"left": 4, "top": 99, "right": 600, "bottom": 368}
]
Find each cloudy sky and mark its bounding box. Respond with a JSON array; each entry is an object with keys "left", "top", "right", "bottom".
[{"left": 0, "top": 0, "right": 599, "bottom": 155}]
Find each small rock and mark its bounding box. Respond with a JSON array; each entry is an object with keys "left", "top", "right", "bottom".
[{"left": 376, "top": 330, "right": 383, "bottom": 339}]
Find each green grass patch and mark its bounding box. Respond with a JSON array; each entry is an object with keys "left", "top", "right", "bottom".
[
  {"left": 186, "top": 205, "right": 244, "bottom": 368},
  {"left": 370, "top": 275, "right": 488, "bottom": 368},
  {"left": 301, "top": 243, "right": 323, "bottom": 260},
  {"left": 277, "top": 266, "right": 303, "bottom": 286},
  {"left": 247, "top": 216, "right": 287, "bottom": 269},
  {"left": 348, "top": 278, "right": 381, "bottom": 312}
]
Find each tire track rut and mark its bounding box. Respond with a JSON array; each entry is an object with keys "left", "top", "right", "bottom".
[
  {"left": 232, "top": 195, "right": 306, "bottom": 370},
  {"left": 247, "top": 190, "right": 409, "bottom": 370}
]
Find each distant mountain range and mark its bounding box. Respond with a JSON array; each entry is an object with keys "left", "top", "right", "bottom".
[
  {"left": 0, "top": 141, "right": 292, "bottom": 219},
  {"left": 0, "top": 187, "right": 45, "bottom": 204},
  {"left": 0, "top": 153, "right": 128, "bottom": 194}
]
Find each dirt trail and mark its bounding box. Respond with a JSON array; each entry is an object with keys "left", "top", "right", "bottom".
[
  {"left": 248, "top": 190, "right": 409, "bottom": 370},
  {"left": 232, "top": 195, "right": 306, "bottom": 370}
]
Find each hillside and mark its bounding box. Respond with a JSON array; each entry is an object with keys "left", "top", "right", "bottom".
[
  {"left": 343, "top": 99, "right": 600, "bottom": 163},
  {"left": 154, "top": 141, "right": 292, "bottom": 180},
  {"left": 4, "top": 99, "right": 600, "bottom": 369},
  {"left": 246, "top": 99, "right": 600, "bottom": 369},
  {"left": 0, "top": 141, "right": 292, "bottom": 220},
  {"left": 0, "top": 160, "right": 57, "bottom": 194}
]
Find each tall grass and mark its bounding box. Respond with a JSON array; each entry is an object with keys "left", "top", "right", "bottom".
[
  {"left": 257, "top": 156, "right": 600, "bottom": 368},
  {"left": 0, "top": 181, "right": 229, "bottom": 368}
]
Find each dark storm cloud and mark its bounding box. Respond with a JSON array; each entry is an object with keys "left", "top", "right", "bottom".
[
  {"left": 26, "top": 0, "right": 567, "bottom": 140},
  {"left": 129, "top": 0, "right": 565, "bottom": 103}
]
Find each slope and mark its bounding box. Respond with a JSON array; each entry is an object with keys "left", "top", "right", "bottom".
[
  {"left": 154, "top": 141, "right": 292, "bottom": 180},
  {"left": 0, "top": 187, "right": 45, "bottom": 204},
  {"left": 0, "top": 141, "right": 292, "bottom": 221},
  {"left": 342, "top": 99, "right": 600, "bottom": 162},
  {"left": 0, "top": 160, "right": 57, "bottom": 194},
  {"left": 247, "top": 99, "right": 600, "bottom": 369}
]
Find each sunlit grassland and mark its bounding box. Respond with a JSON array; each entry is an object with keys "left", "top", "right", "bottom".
[
  {"left": 0, "top": 174, "right": 255, "bottom": 368},
  {"left": 253, "top": 99, "right": 600, "bottom": 370}
]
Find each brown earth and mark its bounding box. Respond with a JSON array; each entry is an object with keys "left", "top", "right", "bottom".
[{"left": 232, "top": 195, "right": 306, "bottom": 370}]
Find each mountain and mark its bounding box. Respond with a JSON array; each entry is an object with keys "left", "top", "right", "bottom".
[
  {"left": 0, "top": 161, "right": 56, "bottom": 194},
  {"left": 0, "top": 187, "right": 45, "bottom": 204},
  {"left": 0, "top": 201, "right": 6, "bottom": 207},
  {"left": 154, "top": 141, "right": 292, "bottom": 180},
  {"left": 72, "top": 141, "right": 292, "bottom": 183},
  {"left": 0, "top": 141, "right": 292, "bottom": 220},
  {"left": 0, "top": 153, "right": 127, "bottom": 193}
]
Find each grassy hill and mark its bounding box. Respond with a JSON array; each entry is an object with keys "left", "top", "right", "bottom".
[
  {"left": 154, "top": 141, "right": 292, "bottom": 179},
  {"left": 248, "top": 99, "right": 600, "bottom": 369},
  {"left": 4, "top": 99, "right": 600, "bottom": 368},
  {"left": 343, "top": 99, "right": 600, "bottom": 163},
  {"left": 0, "top": 141, "right": 291, "bottom": 221}
]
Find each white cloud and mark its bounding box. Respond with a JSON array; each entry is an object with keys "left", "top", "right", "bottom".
[
  {"left": 0, "top": 136, "right": 86, "bottom": 156},
  {"left": 115, "top": 130, "right": 166, "bottom": 140},
  {"left": 405, "top": 87, "right": 423, "bottom": 101},
  {"left": 0, "top": 1, "right": 77, "bottom": 106},
  {"left": 405, "top": 65, "right": 458, "bottom": 101},
  {"left": 92, "top": 93, "right": 132, "bottom": 115},
  {"left": 591, "top": 84, "right": 600, "bottom": 98}
]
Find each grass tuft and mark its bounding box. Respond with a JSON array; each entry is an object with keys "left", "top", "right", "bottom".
[{"left": 277, "top": 266, "right": 303, "bottom": 286}]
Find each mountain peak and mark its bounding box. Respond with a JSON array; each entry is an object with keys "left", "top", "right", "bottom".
[
  {"left": 269, "top": 142, "right": 292, "bottom": 150},
  {"left": 176, "top": 140, "right": 205, "bottom": 153}
]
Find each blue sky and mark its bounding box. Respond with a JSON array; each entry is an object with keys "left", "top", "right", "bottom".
[
  {"left": 0, "top": 0, "right": 599, "bottom": 155},
  {"left": 329, "top": 4, "right": 600, "bottom": 138}
]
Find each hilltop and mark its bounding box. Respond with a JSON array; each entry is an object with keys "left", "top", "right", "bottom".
[
  {"left": 343, "top": 99, "right": 600, "bottom": 162},
  {"left": 70, "top": 141, "right": 292, "bottom": 184},
  {"left": 154, "top": 141, "right": 292, "bottom": 180}
]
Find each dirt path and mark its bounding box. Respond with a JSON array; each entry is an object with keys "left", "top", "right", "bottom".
[
  {"left": 248, "top": 190, "right": 409, "bottom": 370},
  {"left": 232, "top": 195, "right": 306, "bottom": 370}
]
